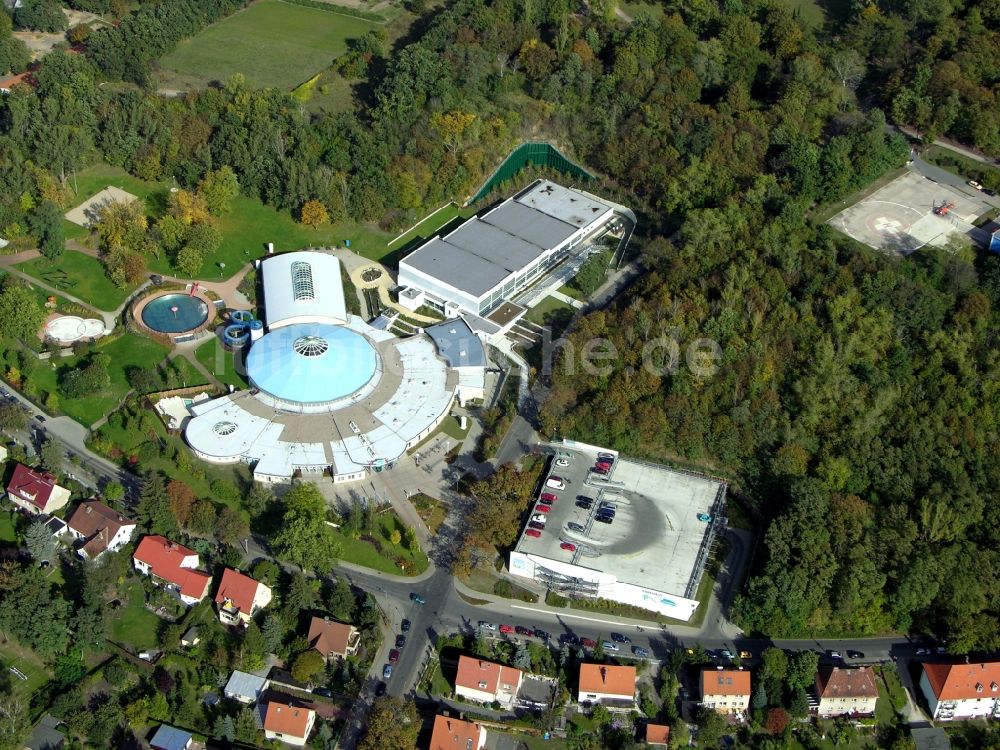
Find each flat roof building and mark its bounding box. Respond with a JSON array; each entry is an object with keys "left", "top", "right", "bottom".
[
  {"left": 398, "top": 180, "right": 616, "bottom": 317},
  {"left": 261, "top": 251, "right": 347, "bottom": 329}
]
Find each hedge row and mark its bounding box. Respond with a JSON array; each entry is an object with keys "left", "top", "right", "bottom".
[{"left": 280, "top": 0, "right": 389, "bottom": 23}]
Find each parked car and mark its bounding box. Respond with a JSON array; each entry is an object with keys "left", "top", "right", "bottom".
[
  {"left": 968, "top": 180, "right": 983, "bottom": 190},
  {"left": 595, "top": 515, "right": 613, "bottom": 524},
  {"left": 555, "top": 458, "right": 570, "bottom": 467},
  {"left": 697, "top": 513, "right": 713, "bottom": 522},
  {"left": 560, "top": 542, "right": 577, "bottom": 552},
  {"left": 528, "top": 521, "right": 545, "bottom": 531},
  {"left": 401, "top": 619, "right": 411, "bottom": 632},
  {"left": 534, "top": 504, "right": 551, "bottom": 514},
  {"left": 515, "top": 626, "right": 533, "bottom": 636},
  {"left": 374, "top": 682, "right": 387, "bottom": 696},
  {"left": 538, "top": 496, "right": 555, "bottom": 506},
  {"left": 738, "top": 650, "right": 752, "bottom": 659},
  {"left": 602, "top": 641, "right": 620, "bottom": 652},
  {"left": 632, "top": 646, "right": 649, "bottom": 658},
  {"left": 576, "top": 496, "right": 593, "bottom": 507},
  {"left": 610, "top": 632, "right": 630, "bottom": 644},
  {"left": 478, "top": 621, "right": 496, "bottom": 631},
  {"left": 592, "top": 465, "right": 609, "bottom": 475},
  {"left": 388, "top": 649, "right": 399, "bottom": 664},
  {"left": 534, "top": 629, "right": 550, "bottom": 640},
  {"left": 559, "top": 633, "right": 579, "bottom": 645},
  {"left": 581, "top": 638, "right": 597, "bottom": 649},
  {"left": 499, "top": 624, "right": 515, "bottom": 634},
  {"left": 396, "top": 635, "right": 407, "bottom": 649},
  {"left": 846, "top": 650, "right": 864, "bottom": 659},
  {"left": 567, "top": 522, "right": 585, "bottom": 532},
  {"left": 720, "top": 649, "right": 733, "bottom": 659},
  {"left": 546, "top": 477, "right": 566, "bottom": 490},
  {"left": 383, "top": 664, "right": 393, "bottom": 679},
  {"left": 34, "top": 415, "right": 45, "bottom": 423},
  {"left": 540, "top": 493, "right": 558, "bottom": 503},
  {"left": 827, "top": 650, "right": 842, "bottom": 659},
  {"left": 915, "top": 647, "right": 929, "bottom": 656},
  {"left": 409, "top": 592, "right": 425, "bottom": 605},
  {"left": 525, "top": 529, "right": 542, "bottom": 538},
  {"left": 531, "top": 513, "right": 548, "bottom": 523},
  {"left": 314, "top": 687, "right": 333, "bottom": 698},
  {"left": 599, "top": 501, "right": 618, "bottom": 511}
]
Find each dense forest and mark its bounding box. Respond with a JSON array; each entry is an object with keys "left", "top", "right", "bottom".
[{"left": 0, "top": 0, "right": 998, "bottom": 655}]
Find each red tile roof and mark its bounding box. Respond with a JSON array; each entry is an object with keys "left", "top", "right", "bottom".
[
  {"left": 67, "top": 500, "right": 134, "bottom": 557},
  {"left": 133, "top": 535, "right": 212, "bottom": 600},
  {"left": 645, "top": 724, "right": 670, "bottom": 745},
  {"left": 923, "top": 661, "right": 1000, "bottom": 701},
  {"left": 816, "top": 667, "right": 878, "bottom": 699},
  {"left": 700, "top": 668, "right": 752, "bottom": 697},
  {"left": 307, "top": 617, "right": 356, "bottom": 657},
  {"left": 264, "top": 701, "right": 314, "bottom": 739},
  {"left": 214, "top": 568, "right": 264, "bottom": 615},
  {"left": 578, "top": 664, "right": 636, "bottom": 698},
  {"left": 430, "top": 714, "right": 484, "bottom": 750},
  {"left": 6, "top": 464, "right": 59, "bottom": 511},
  {"left": 455, "top": 656, "right": 522, "bottom": 696}
]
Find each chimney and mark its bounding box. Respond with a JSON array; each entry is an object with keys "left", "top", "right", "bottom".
[
  {"left": 85, "top": 505, "right": 92, "bottom": 514},
  {"left": 600, "top": 666, "right": 607, "bottom": 684}
]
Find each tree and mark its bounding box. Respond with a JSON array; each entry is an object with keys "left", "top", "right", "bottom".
[
  {"left": 357, "top": 697, "right": 419, "bottom": 750},
  {"left": 215, "top": 507, "right": 249, "bottom": 547},
  {"left": 299, "top": 199, "right": 329, "bottom": 229},
  {"left": 272, "top": 483, "right": 341, "bottom": 573},
  {"left": 252, "top": 559, "right": 280, "bottom": 587},
  {"left": 261, "top": 613, "right": 286, "bottom": 653},
  {"left": 167, "top": 189, "right": 210, "bottom": 226},
  {"left": 0, "top": 692, "right": 30, "bottom": 750},
  {"left": 135, "top": 472, "right": 176, "bottom": 536},
  {"left": 0, "top": 284, "right": 45, "bottom": 342},
  {"left": 175, "top": 244, "right": 203, "bottom": 278},
  {"left": 752, "top": 682, "right": 768, "bottom": 710},
  {"left": 514, "top": 642, "right": 532, "bottom": 670},
  {"left": 14, "top": 0, "right": 68, "bottom": 32},
  {"left": 102, "top": 482, "right": 125, "bottom": 503},
  {"left": 96, "top": 199, "right": 147, "bottom": 254},
  {"left": 30, "top": 201, "right": 64, "bottom": 262},
  {"left": 389, "top": 529, "right": 402, "bottom": 545},
  {"left": 197, "top": 166, "right": 240, "bottom": 215},
  {"left": 213, "top": 715, "right": 235, "bottom": 743},
  {"left": 694, "top": 706, "right": 727, "bottom": 748},
  {"left": 166, "top": 480, "right": 196, "bottom": 527},
  {"left": 325, "top": 576, "right": 356, "bottom": 622},
  {"left": 38, "top": 439, "right": 62, "bottom": 472},
  {"left": 188, "top": 500, "right": 216, "bottom": 536},
  {"left": 0, "top": 561, "right": 71, "bottom": 657},
  {"left": 787, "top": 650, "right": 819, "bottom": 692},
  {"left": 244, "top": 482, "right": 274, "bottom": 519},
  {"left": 240, "top": 621, "right": 265, "bottom": 672},
  {"left": 0, "top": 402, "right": 27, "bottom": 432},
  {"left": 291, "top": 649, "right": 325, "bottom": 683},
  {"left": 24, "top": 520, "right": 55, "bottom": 563},
  {"left": 764, "top": 707, "right": 790, "bottom": 734}
]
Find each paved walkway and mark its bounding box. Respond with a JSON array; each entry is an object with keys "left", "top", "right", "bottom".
[
  {"left": 332, "top": 247, "right": 440, "bottom": 324},
  {"left": 546, "top": 290, "right": 583, "bottom": 309}
]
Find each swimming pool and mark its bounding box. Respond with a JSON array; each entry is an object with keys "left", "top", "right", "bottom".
[{"left": 141, "top": 293, "right": 210, "bottom": 334}]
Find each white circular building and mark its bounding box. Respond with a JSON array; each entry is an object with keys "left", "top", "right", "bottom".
[{"left": 183, "top": 251, "right": 485, "bottom": 483}]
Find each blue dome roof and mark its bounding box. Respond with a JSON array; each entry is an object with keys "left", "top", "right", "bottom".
[{"left": 246, "top": 323, "right": 378, "bottom": 404}]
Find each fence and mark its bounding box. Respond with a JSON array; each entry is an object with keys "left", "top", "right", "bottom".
[{"left": 467, "top": 142, "right": 595, "bottom": 204}]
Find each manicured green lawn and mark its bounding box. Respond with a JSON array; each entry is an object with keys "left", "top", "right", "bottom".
[
  {"left": 0, "top": 508, "right": 18, "bottom": 544},
  {"left": 388, "top": 203, "right": 465, "bottom": 249},
  {"left": 158, "top": 0, "right": 381, "bottom": 90},
  {"left": 30, "top": 333, "right": 170, "bottom": 426},
  {"left": 166, "top": 355, "right": 209, "bottom": 388},
  {"left": 331, "top": 512, "right": 429, "bottom": 576},
  {"left": 17, "top": 250, "right": 134, "bottom": 311},
  {"left": 0, "top": 640, "right": 50, "bottom": 700},
  {"left": 111, "top": 581, "right": 162, "bottom": 651},
  {"left": 525, "top": 295, "right": 574, "bottom": 327},
  {"left": 194, "top": 337, "right": 248, "bottom": 389}
]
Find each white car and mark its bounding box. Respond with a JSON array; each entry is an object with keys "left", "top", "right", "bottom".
[
  {"left": 531, "top": 514, "right": 548, "bottom": 524},
  {"left": 546, "top": 477, "right": 566, "bottom": 490},
  {"left": 478, "top": 621, "right": 496, "bottom": 631},
  {"left": 968, "top": 180, "right": 983, "bottom": 190}
]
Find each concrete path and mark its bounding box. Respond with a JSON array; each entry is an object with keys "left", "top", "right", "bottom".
[
  {"left": 546, "top": 290, "right": 583, "bottom": 309},
  {"left": 168, "top": 348, "right": 221, "bottom": 388}
]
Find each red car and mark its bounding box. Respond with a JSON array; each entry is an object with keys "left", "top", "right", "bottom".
[
  {"left": 499, "top": 624, "right": 515, "bottom": 634},
  {"left": 388, "top": 649, "right": 399, "bottom": 664},
  {"left": 525, "top": 529, "right": 541, "bottom": 538},
  {"left": 535, "top": 504, "right": 551, "bottom": 513},
  {"left": 596, "top": 460, "right": 613, "bottom": 469},
  {"left": 540, "top": 493, "right": 558, "bottom": 502},
  {"left": 592, "top": 465, "right": 609, "bottom": 475},
  {"left": 581, "top": 638, "right": 597, "bottom": 649},
  {"left": 538, "top": 496, "right": 555, "bottom": 506},
  {"left": 560, "top": 542, "right": 577, "bottom": 552}
]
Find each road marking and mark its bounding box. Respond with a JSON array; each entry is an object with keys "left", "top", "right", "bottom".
[{"left": 509, "top": 604, "right": 657, "bottom": 628}]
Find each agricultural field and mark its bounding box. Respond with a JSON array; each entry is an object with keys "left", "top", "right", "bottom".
[{"left": 156, "top": 0, "right": 383, "bottom": 91}]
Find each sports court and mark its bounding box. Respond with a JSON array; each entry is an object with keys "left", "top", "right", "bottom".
[
  {"left": 65, "top": 186, "right": 140, "bottom": 228},
  {"left": 828, "top": 171, "right": 989, "bottom": 255}
]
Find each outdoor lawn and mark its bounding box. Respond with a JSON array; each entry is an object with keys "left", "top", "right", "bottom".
[
  {"left": 388, "top": 202, "right": 466, "bottom": 249},
  {"left": 0, "top": 640, "right": 50, "bottom": 700},
  {"left": 525, "top": 295, "right": 574, "bottom": 327},
  {"left": 330, "top": 512, "right": 429, "bottom": 576},
  {"left": 67, "top": 163, "right": 398, "bottom": 281},
  {"left": 17, "top": 250, "right": 134, "bottom": 311},
  {"left": 411, "top": 493, "right": 446, "bottom": 535},
  {"left": 157, "top": 0, "right": 382, "bottom": 91},
  {"left": 0, "top": 507, "right": 18, "bottom": 544},
  {"left": 24, "top": 332, "right": 169, "bottom": 426},
  {"left": 110, "top": 580, "right": 162, "bottom": 651},
  {"left": 165, "top": 355, "right": 210, "bottom": 388},
  {"left": 194, "top": 337, "right": 248, "bottom": 389}
]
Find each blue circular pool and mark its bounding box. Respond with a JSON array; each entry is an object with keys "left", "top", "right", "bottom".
[{"left": 141, "top": 293, "right": 210, "bottom": 334}]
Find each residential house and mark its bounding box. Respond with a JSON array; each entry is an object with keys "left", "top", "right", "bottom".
[
  {"left": 21, "top": 714, "right": 64, "bottom": 750},
  {"left": 180, "top": 627, "right": 200, "bottom": 648},
  {"left": 132, "top": 535, "right": 212, "bottom": 605},
  {"left": 815, "top": 666, "right": 879, "bottom": 717},
  {"left": 224, "top": 670, "right": 268, "bottom": 704},
  {"left": 644, "top": 724, "right": 670, "bottom": 746},
  {"left": 455, "top": 655, "right": 523, "bottom": 709},
  {"left": 700, "top": 668, "right": 751, "bottom": 715},
  {"left": 149, "top": 724, "right": 192, "bottom": 750},
  {"left": 65, "top": 500, "right": 136, "bottom": 560},
  {"left": 5, "top": 464, "right": 70, "bottom": 515},
  {"left": 214, "top": 568, "right": 272, "bottom": 626},
  {"left": 307, "top": 616, "right": 360, "bottom": 662},
  {"left": 263, "top": 701, "right": 316, "bottom": 747},
  {"left": 429, "top": 714, "right": 487, "bottom": 750},
  {"left": 919, "top": 661, "right": 1000, "bottom": 721},
  {"left": 577, "top": 663, "right": 637, "bottom": 708}
]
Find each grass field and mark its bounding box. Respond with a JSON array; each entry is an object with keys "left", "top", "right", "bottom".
[
  {"left": 330, "top": 512, "right": 429, "bottom": 576},
  {"left": 0, "top": 508, "right": 18, "bottom": 544},
  {"left": 525, "top": 295, "right": 574, "bottom": 327},
  {"left": 194, "top": 337, "right": 249, "bottom": 389},
  {"left": 158, "top": 0, "right": 381, "bottom": 91},
  {"left": 166, "top": 355, "right": 209, "bottom": 388},
  {"left": 110, "top": 581, "right": 162, "bottom": 651},
  {"left": 17, "top": 250, "right": 133, "bottom": 311},
  {"left": 27, "top": 333, "right": 170, "bottom": 426},
  {"left": 0, "top": 639, "right": 50, "bottom": 700}
]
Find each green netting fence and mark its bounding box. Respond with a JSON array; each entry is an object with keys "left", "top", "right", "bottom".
[{"left": 468, "top": 142, "right": 595, "bottom": 204}]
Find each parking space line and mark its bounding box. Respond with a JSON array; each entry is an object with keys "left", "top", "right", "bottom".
[{"left": 508, "top": 604, "right": 654, "bottom": 628}]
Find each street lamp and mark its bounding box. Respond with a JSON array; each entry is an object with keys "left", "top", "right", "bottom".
[{"left": 219, "top": 261, "right": 226, "bottom": 278}]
